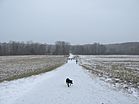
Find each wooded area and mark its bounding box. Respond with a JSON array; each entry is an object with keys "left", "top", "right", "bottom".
[
  {"left": 0, "top": 41, "right": 70, "bottom": 55},
  {"left": 0, "top": 41, "right": 139, "bottom": 55},
  {"left": 71, "top": 42, "right": 139, "bottom": 55}
]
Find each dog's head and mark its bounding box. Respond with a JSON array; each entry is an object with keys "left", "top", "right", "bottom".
[{"left": 70, "top": 80, "right": 73, "bottom": 84}]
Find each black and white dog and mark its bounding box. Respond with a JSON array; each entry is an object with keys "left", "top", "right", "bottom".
[{"left": 66, "top": 78, "right": 73, "bottom": 87}]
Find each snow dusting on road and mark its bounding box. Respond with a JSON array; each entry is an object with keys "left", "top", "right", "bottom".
[{"left": 0, "top": 57, "right": 139, "bottom": 104}]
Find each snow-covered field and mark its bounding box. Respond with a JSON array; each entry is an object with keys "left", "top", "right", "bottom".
[
  {"left": 0, "top": 55, "right": 66, "bottom": 82},
  {"left": 79, "top": 55, "right": 139, "bottom": 97},
  {"left": 79, "top": 55, "right": 139, "bottom": 70},
  {"left": 0, "top": 58, "right": 139, "bottom": 104}
]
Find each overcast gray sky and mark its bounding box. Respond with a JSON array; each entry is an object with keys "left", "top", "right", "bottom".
[{"left": 0, "top": 0, "right": 139, "bottom": 44}]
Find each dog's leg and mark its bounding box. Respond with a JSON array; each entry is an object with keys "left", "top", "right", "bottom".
[{"left": 66, "top": 82, "right": 69, "bottom": 87}]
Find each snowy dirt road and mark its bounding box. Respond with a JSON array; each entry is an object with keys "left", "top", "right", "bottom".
[{"left": 0, "top": 60, "right": 139, "bottom": 104}]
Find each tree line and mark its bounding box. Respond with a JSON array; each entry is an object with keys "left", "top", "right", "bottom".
[
  {"left": 0, "top": 41, "right": 70, "bottom": 56},
  {"left": 71, "top": 42, "right": 139, "bottom": 55},
  {"left": 71, "top": 43, "right": 106, "bottom": 55},
  {"left": 0, "top": 41, "right": 139, "bottom": 56}
]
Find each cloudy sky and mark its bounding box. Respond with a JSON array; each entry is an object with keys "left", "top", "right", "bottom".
[{"left": 0, "top": 0, "right": 139, "bottom": 44}]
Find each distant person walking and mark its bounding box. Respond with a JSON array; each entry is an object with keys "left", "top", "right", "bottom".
[{"left": 76, "top": 59, "right": 78, "bottom": 64}]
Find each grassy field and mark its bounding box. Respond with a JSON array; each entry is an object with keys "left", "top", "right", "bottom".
[
  {"left": 0, "top": 55, "right": 67, "bottom": 82},
  {"left": 79, "top": 55, "right": 139, "bottom": 89}
]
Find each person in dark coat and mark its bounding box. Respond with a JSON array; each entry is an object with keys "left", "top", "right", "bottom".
[{"left": 76, "top": 59, "right": 78, "bottom": 64}]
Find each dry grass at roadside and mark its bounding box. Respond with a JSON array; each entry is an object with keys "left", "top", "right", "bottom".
[
  {"left": 82, "top": 64, "right": 139, "bottom": 88},
  {"left": 0, "top": 55, "right": 67, "bottom": 82},
  {"left": 79, "top": 55, "right": 139, "bottom": 89}
]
